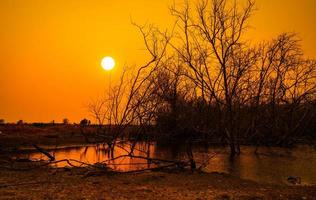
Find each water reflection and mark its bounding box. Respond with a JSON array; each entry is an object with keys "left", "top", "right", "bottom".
[
  {"left": 20, "top": 142, "right": 156, "bottom": 171},
  {"left": 18, "top": 143, "right": 316, "bottom": 185}
]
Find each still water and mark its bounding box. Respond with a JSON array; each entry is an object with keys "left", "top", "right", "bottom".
[{"left": 17, "top": 143, "right": 316, "bottom": 185}]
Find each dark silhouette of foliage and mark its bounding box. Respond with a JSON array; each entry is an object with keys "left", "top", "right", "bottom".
[
  {"left": 89, "top": 0, "right": 316, "bottom": 166},
  {"left": 80, "top": 118, "right": 90, "bottom": 126},
  {"left": 62, "top": 118, "right": 69, "bottom": 125}
]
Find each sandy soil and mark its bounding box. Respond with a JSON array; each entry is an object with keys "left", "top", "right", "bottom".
[{"left": 0, "top": 167, "right": 315, "bottom": 200}]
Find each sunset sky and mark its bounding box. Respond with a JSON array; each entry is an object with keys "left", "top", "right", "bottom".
[{"left": 1, "top": 0, "right": 315, "bottom": 123}]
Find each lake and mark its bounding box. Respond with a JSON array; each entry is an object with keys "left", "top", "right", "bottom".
[{"left": 16, "top": 142, "right": 316, "bottom": 185}]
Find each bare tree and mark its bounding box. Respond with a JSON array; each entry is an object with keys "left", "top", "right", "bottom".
[
  {"left": 87, "top": 0, "right": 316, "bottom": 168},
  {"left": 169, "top": 0, "right": 256, "bottom": 155},
  {"left": 89, "top": 23, "right": 172, "bottom": 157}
]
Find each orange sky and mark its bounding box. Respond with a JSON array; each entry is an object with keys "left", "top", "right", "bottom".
[{"left": 1, "top": 0, "right": 315, "bottom": 123}]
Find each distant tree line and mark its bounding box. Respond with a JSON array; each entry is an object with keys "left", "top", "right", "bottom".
[{"left": 0, "top": 118, "right": 89, "bottom": 127}]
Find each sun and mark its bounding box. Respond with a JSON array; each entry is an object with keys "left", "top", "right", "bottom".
[{"left": 101, "top": 56, "right": 115, "bottom": 71}]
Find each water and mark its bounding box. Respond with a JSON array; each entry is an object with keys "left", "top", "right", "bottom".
[{"left": 16, "top": 143, "right": 316, "bottom": 185}]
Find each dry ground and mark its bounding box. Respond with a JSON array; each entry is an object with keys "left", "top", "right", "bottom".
[{"left": 0, "top": 167, "right": 315, "bottom": 200}]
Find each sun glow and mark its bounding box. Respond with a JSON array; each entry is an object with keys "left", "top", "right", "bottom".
[{"left": 101, "top": 56, "right": 115, "bottom": 71}]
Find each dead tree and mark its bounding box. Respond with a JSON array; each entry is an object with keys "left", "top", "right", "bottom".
[
  {"left": 170, "top": 0, "right": 256, "bottom": 156},
  {"left": 89, "top": 23, "right": 172, "bottom": 158}
]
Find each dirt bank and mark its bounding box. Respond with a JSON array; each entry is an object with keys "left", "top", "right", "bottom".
[
  {"left": 0, "top": 124, "right": 92, "bottom": 150},
  {"left": 0, "top": 167, "right": 315, "bottom": 200}
]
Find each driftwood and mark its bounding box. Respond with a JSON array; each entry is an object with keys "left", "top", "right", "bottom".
[
  {"left": 33, "top": 144, "right": 55, "bottom": 161},
  {"left": 0, "top": 158, "right": 111, "bottom": 172},
  {"left": 0, "top": 155, "right": 192, "bottom": 174},
  {"left": 0, "top": 141, "right": 217, "bottom": 174}
]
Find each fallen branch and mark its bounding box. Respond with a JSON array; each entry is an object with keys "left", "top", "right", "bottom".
[
  {"left": 120, "top": 162, "right": 189, "bottom": 174},
  {"left": 102, "top": 154, "right": 181, "bottom": 165},
  {"left": 197, "top": 152, "right": 218, "bottom": 171},
  {"left": 33, "top": 144, "right": 55, "bottom": 161}
]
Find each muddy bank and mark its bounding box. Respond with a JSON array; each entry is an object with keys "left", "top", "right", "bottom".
[
  {"left": 0, "top": 167, "right": 315, "bottom": 200},
  {"left": 0, "top": 125, "right": 92, "bottom": 150}
]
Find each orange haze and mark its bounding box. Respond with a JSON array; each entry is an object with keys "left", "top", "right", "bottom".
[{"left": 0, "top": 0, "right": 315, "bottom": 123}]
